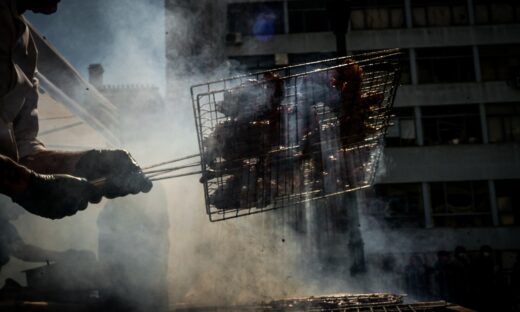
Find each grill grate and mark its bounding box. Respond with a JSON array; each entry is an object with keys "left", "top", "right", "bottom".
[
  {"left": 191, "top": 49, "right": 402, "bottom": 222},
  {"left": 172, "top": 294, "right": 454, "bottom": 312}
]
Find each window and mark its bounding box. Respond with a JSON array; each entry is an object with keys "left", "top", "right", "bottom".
[
  {"left": 367, "top": 183, "right": 425, "bottom": 228},
  {"left": 386, "top": 107, "right": 417, "bottom": 147},
  {"left": 430, "top": 181, "right": 492, "bottom": 227},
  {"left": 412, "top": 0, "right": 469, "bottom": 27},
  {"left": 495, "top": 180, "right": 520, "bottom": 226},
  {"left": 416, "top": 47, "right": 476, "bottom": 83},
  {"left": 288, "top": 1, "right": 331, "bottom": 33},
  {"left": 422, "top": 105, "right": 482, "bottom": 145},
  {"left": 228, "top": 55, "right": 275, "bottom": 72},
  {"left": 350, "top": 0, "right": 405, "bottom": 30},
  {"left": 228, "top": 2, "right": 285, "bottom": 38},
  {"left": 479, "top": 45, "right": 520, "bottom": 82},
  {"left": 474, "top": 0, "right": 520, "bottom": 25},
  {"left": 487, "top": 103, "right": 520, "bottom": 143}
]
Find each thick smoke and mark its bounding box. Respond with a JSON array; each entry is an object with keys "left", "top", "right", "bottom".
[
  {"left": 5, "top": 0, "right": 338, "bottom": 308},
  {"left": 2, "top": 1, "right": 423, "bottom": 309}
]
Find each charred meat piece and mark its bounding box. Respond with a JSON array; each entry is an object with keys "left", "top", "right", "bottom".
[
  {"left": 209, "top": 167, "right": 259, "bottom": 210},
  {"left": 217, "top": 72, "right": 285, "bottom": 120},
  {"left": 209, "top": 175, "right": 242, "bottom": 210},
  {"left": 332, "top": 58, "right": 364, "bottom": 95},
  {"left": 203, "top": 119, "right": 273, "bottom": 162},
  {"left": 205, "top": 72, "right": 284, "bottom": 163},
  {"left": 217, "top": 79, "right": 258, "bottom": 118},
  {"left": 263, "top": 72, "right": 284, "bottom": 112},
  {"left": 207, "top": 72, "right": 284, "bottom": 164},
  {"left": 338, "top": 91, "right": 384, "bottom": 144},
  {"left": 331, "top": 58, "right": 384, "bottom": 145}
]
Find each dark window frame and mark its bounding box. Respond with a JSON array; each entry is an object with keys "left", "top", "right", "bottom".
[
  {"left": 479, "top": 44, "right": 520, "bottom": 82},
  {"left": 430, "top": 181, "right": 493, "bottom": 227},
  {"left": 385, "top": 107, "right": 417, "bottom": 147},
  {"left": 474, "top": 0, "right": 520, "bottom": 25},
  {"left": 421, "top": 104, "right": 483, "bottom": 146},
  {"left": 411, "top": 0, "right": 469, "bottom": 27},
  {"left": 486, "top": 102, "right": 520, "bottom": 143},
  {"left": 367, "top": 183, "right": 425, "bottom": 228},
  {"left": 288, "top": 0, "right": 331, "bottom": 33},
  {"left": 415, "top": 46, "right": 476, "bottom": 84},
  {"left": 350, "top": 1, "right": 406, "bottom": 30},
  {"left": 495, "top": 179, "right": 520, "bottom": 226}
]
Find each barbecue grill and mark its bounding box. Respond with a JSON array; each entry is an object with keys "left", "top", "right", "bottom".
[
  {"left": 114, "top": 49, "right": 401, "bottom": 222},
  {"left": 172, "top": 293, "right": 462, "bottom": 312},
  {"left": 193, "top": 49, "right": 400, "bottom": 221}
]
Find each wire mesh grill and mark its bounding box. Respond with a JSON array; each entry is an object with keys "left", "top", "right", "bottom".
[
  {"left": 265, "top": 293, "right": 404, "bottom": 311},
  {"left": 191, "top": 49, "right": 402, "bottom": 222},
  {"left": 173, "top": 294, "right": 453, "bottom": 312}
]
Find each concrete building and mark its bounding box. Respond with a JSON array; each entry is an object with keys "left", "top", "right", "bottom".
[
  {"left": 87, "top": 64, "right": 166, "bottom": 148},
  {"left": 165, "top": 0, "right": 520, "bottom": 278}
]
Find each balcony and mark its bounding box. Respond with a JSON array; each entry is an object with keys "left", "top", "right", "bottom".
[
  {"left": 378, "top": 143, "right": 520, "bottom": 183},
  {"left": 226, "top": 24, "right": 520, "bottom": 56}
]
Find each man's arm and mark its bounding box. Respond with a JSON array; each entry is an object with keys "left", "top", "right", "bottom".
[
  {"left": 22, "top": 149, "right": 152, "bottom": 198},
  {"left": 0, "top": 153, "right": 103, "bottom": 219},
  {"left": 14, "top": 94, "right": 152, "bottom": 195},
  {"left": 9, "top": 12, "right": 151, "bottom": 195},
  {"left": 0, "top": 154, "right": 32, "bottom": 198},
  {"left": 20, "top": 150, "right": 86, "bottom": 175}
]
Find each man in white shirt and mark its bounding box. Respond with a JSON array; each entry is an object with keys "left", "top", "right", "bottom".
[{"left": 0, "top": 0, "right": 152, "bottom": 219}]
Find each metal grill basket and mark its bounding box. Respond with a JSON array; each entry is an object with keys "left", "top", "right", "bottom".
[{"left": 191, "top": 49, "right": 402, "bottom": 222}]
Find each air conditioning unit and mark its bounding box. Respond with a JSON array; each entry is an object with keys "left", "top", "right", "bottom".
[{"left": 226, "top": 32, "right": 243, "bottom": 46}]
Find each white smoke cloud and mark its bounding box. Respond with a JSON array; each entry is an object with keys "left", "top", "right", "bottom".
[{"left": 3, "top": 1, "right": 420, "bottom": 309}]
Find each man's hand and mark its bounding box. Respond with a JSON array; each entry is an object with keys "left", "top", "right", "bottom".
[
  {"left": 12, "top": 173, "right": 102, "bottom": 219},
  {"left": 74, "top": 149, "right": 152, "bottom": 199}
]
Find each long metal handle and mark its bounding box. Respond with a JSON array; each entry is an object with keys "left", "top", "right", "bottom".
[
  {"left": 90, "top": 154, "right": 203, "bottom": 186},
  {"left": 148, "top": 171, "right": 204, "bottom": 181},
  {"left": 142, "top": 153, "right": 201, "bottom": 170}
]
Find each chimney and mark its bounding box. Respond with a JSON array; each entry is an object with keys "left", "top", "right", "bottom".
[{"left": 88, "top": 64, "right": 104, "bottom": 88}]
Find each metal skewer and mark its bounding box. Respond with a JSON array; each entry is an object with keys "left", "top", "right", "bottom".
[
  {"left": 88, "top": 127, "right": 384, "bottom": 187},
  {"left": 141, "top": 153, "right": 200, "bottom": 170},
  {"left": 89, "top": 156, "right": 203, "bottom": 187},
  {"left": 141, "top": 162, "right": 201, "bottom": 175},
  {"left": 148, "top": 171, "right": 204, "bottom": 181}
]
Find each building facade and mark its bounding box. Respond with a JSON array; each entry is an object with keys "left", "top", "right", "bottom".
[{"left": 165, "top": 0, "right": 520, "bottom": 279}]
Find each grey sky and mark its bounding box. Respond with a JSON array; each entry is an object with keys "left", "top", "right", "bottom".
[{"left": 28, "top": 0, "right": 166, "bottom": 92}]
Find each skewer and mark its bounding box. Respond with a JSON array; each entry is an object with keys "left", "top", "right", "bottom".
[
  {"left": 90, "top": 177, "right": 108, "bottom": 187},
  {"left": 141, "top": 153, "right": 200, "bottom": 170},
  {"left": 89, "top": 163, "right": 203, "bottom": 187},
  {"left": 89, "top": 131, "right": 382, "bottom": 187},
  {"left": 148, "top": 171, "right": 204, "bottom": 181},
  {"left": 141, "top": 162, "right": 200, "bottom": 175}
]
